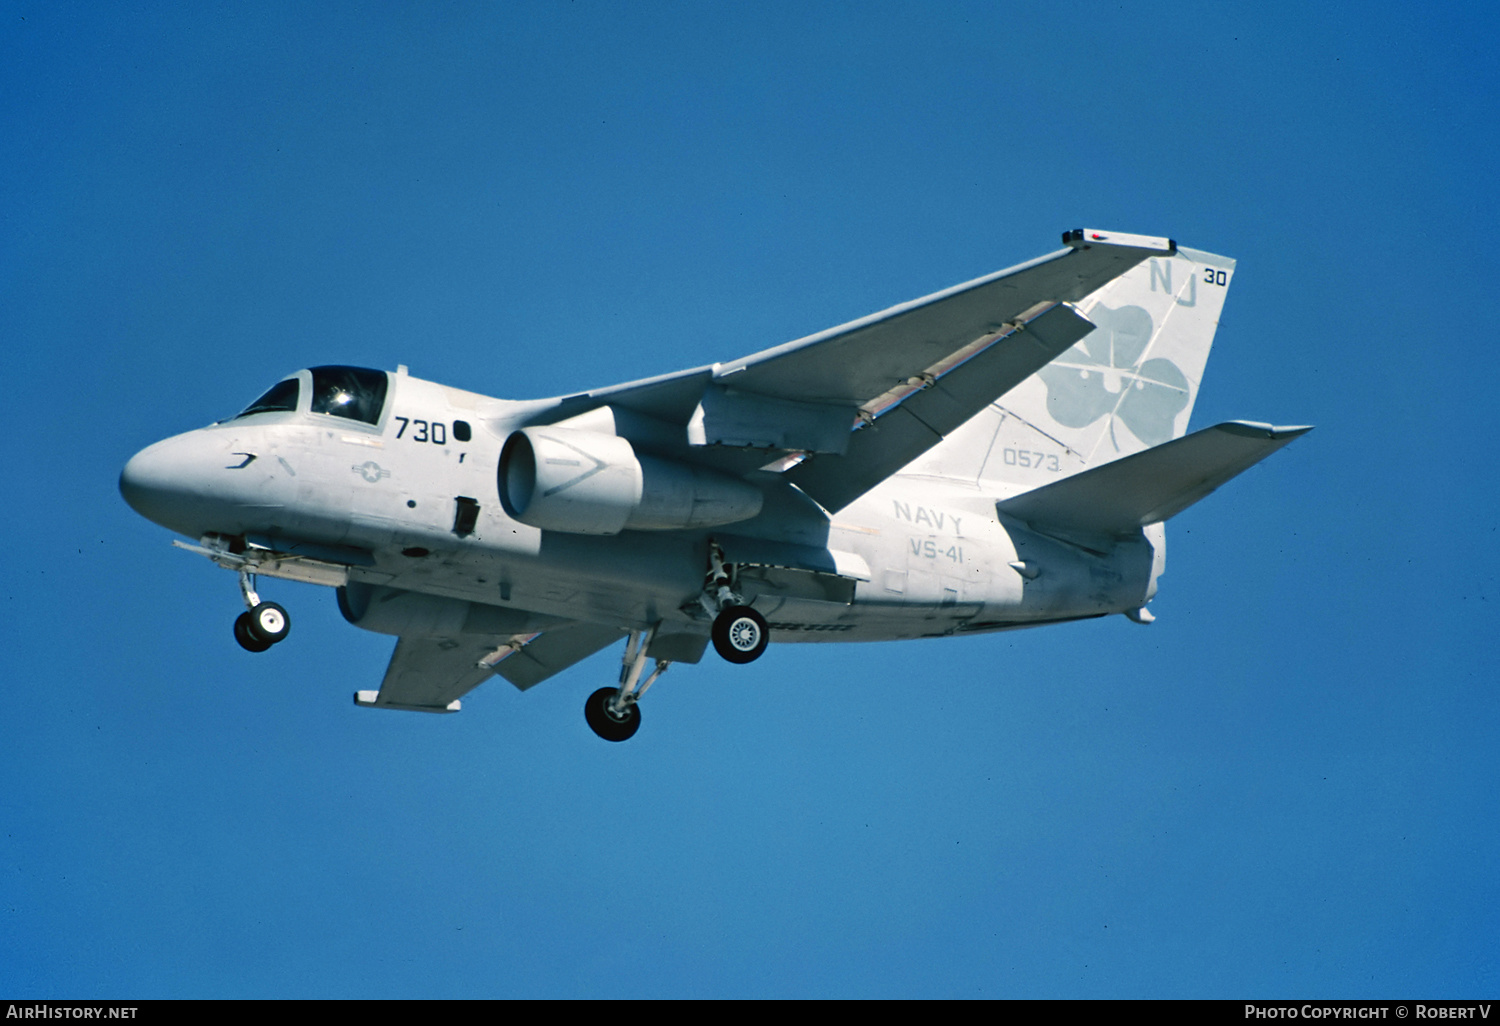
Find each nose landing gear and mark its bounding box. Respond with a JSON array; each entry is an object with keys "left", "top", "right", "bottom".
[{"left": 232, "top": 569, "right": 292, "bottom": 652}]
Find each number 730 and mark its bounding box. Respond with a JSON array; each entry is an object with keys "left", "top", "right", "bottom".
[{"left": 394, "top": 417, "right": 447, "bottom": 445}]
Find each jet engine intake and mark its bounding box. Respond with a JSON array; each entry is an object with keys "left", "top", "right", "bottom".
[{"left": 498, "top": 426, "right": 763, "bottom": 535}]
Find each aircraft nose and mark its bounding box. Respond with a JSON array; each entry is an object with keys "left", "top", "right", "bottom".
[
  {"left": 119, "top": 439, "right": 185, "bottom": 527},
  {"left": 119, "top": 431, "right": 242, "bottom": 535},
  {"left": 120, "top": 428, "right": 295, "bottom": 539}
]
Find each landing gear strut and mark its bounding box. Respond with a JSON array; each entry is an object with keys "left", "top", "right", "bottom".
[
  {"left": 585, "top": 627, "right": 670, "bottom": 742},
  {"left": 233, "top": 569, "right": 291, "bottom": 652}
]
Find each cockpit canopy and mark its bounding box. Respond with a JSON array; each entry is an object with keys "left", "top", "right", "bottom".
[
  {"left": 234, "top": 365, "right": 389, "bottom": 426},
  {"left": 238, "top": 377, "right": 299, "bottom": 418}
]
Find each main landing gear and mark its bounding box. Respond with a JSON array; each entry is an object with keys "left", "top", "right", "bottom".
[
  {"left": 582, "top": 544, "right": 771, "bottom": 742},
  {"left": 584, "top": 686, "right": 641, "bottom": 742},
  {"left": 586, "top": 627, "right": 670, "bottom": 742},
  {"left": 232, "top": 569, "right": 291, "bottom": 653},
  {"left": 711, "top": 605, "right": 768, "bottom": 664},
  {"left": 702, "top": 542, "right": 769, "bottom": 665}
]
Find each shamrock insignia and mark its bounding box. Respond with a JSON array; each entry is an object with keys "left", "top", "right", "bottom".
[{"left": 1035, "top": 303, "right": 1190, "bottom": 449}]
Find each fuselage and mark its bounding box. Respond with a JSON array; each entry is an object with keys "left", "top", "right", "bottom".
[{"left": 120, "top": 365, "right": 1161, "bottom": 649}]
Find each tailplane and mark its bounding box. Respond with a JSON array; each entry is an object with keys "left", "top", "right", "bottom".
[{"left": 995, "top": 421, "right": 1312, "bottom": 553}]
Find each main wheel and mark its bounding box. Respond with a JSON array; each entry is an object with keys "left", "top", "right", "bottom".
[
  {"left": 712, "top": 605, "right": 769, "bottom": 664},
  {"left": 247, "top": 601, "right": 291, "bottom": 645},
  {"left": 234, "top": 612, "right": 273, "bottom": 653},
  {"left": 584, "top": 687, "right": 641, "bottom": 742}
]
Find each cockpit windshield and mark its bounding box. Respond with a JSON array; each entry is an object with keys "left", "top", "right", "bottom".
[
  {"left": 309, "top": 366, "right": 388, "bottom": 425},
  {"left": 232, "top": 366, "right": 389, "bottom": 424},
  {"left": 235, "top": 377, "right": 300, "bottom": 419}
]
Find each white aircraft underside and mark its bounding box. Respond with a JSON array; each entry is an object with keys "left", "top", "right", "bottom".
[{"left": 120, "top": 229, "right": 1310, "bottom": 740}]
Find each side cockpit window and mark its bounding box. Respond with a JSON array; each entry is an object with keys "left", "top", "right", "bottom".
[
  {"left": 236, "top": 377, "right": 300, "bottom": 419},
  {"left": 309, "top": 366, "right": 388, "bottom": 425}
]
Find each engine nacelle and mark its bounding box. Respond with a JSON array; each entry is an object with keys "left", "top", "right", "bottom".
[{"left": 498, "top": 425, "right": 763, "bottom": 535}]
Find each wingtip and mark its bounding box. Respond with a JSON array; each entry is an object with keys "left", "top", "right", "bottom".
[
  {"left": 1218, "top": 420, "right": 1315, "bottom": 440},
  {"left": 1063, "top": 228, "right": 1176, "bottom": 254}
]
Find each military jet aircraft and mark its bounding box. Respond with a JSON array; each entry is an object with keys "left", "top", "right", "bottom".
[{"left": 119, "top": 229, "right": 1309, "bottom": 741}]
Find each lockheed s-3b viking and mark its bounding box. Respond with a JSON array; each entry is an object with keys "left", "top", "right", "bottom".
[{"left": 119, "top": 229, "right": 1310, "bottom": 741}]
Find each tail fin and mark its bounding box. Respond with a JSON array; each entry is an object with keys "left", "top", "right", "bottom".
[{"left": 903, "top": 246, "right": 1236, "bottom": 492}]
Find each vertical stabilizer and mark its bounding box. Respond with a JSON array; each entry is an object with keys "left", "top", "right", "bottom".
[{"left": 903, "top": 246, "right": 1236, "bottom": 492}]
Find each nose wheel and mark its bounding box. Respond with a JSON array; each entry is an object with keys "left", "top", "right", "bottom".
[
  {"left": 234, "top": 612, "right": 271, "bottom": 652},
  {"left": 232, "top": 569, "right": 292, "bottom": 652}
]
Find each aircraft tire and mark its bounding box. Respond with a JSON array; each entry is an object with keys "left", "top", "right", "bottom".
[
  {"left": 711, "top": 605, "right": 769, "bottom": 664},
  {"left": 584, "top": 687, "right": 641, "bottom": 742},
  {"left": 234, "top": 612, "right": 273, "bottom": 653},
  {"left": 247, "top": 601, "right": 291, "bottom": 645}
]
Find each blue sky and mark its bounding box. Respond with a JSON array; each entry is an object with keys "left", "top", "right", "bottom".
[{"left": 3, "top": 1, "right": 1497, "bottom": 998}]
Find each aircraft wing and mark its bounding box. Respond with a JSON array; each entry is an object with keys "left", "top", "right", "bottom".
[
  {"left": 781, "top": 299, "right": 1096, "bottom": 510},
  {"left": 715, "top": 231, "right": 1170, "bottom": 407},
  {"left": 353, "top": 622, "right": 625, "bottom": 713},
  {"left": 580, "top": 229, "right": 1175, "bottom": 510},
  {"left": 490, "top": 622, "right": 627, "bottom": 690}
]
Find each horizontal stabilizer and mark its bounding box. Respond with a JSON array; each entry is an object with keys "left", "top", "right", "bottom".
[{"left": 996, "top": 421, "right": 1312, "bottom": 547}]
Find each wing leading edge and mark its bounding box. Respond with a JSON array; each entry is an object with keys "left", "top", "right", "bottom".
[{"left": 715, "top": 230, "right": 1175, "bottom": 407}]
